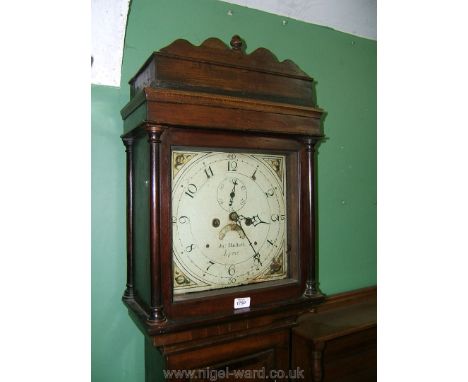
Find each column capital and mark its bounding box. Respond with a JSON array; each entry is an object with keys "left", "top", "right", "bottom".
[
  {"left": 145, "top": 124, "right": 166, "bottom": 143},
  {"left": 121, "top": 136, "right": 135, "bottom": 149},
  {"left": 299, "top": 135, "right": 324, "bottom": 151}
]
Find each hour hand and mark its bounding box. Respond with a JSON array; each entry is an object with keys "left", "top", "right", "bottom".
[
  {"left": 228, "top": 179, "right": 238, "bottom": 206},
  {"left": 238, "top": 213, "right": 269, "bottom": 227}
]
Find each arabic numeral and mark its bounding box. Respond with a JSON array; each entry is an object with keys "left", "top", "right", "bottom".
[
  {"left": 206, "top": 261, "right": 215, "bottom": 271},
  {"left": 185, "top": 244, "right": 195, "bottom": 252},
  {"left": 228, "top": 160, "right": 238, "bottom": 171},
  {"left": 253, "top": 252, "right": 262, "bottom": 267},
  {"left": 228, "top": 264, "right": 236, "bottom": 276},
  {"left": 251, "top": 165, "right": 259, "bottom": 180},
  {"left": 173, "top": 216, "right": 190, "bottom": 224},
  {"left": 185, "top": 183, "right": 197, "bottom": 198},
  {"left": 204, "top": 166, "right": 214, "bottom": 179},
  {"left": 179, "top": 215, "right": 190, "bottom": 224},
  {"left": 271, "top": 214, "right": 286, "bottom": 222},
  {"left": 265, "top": 188, "right": 275, "bottom": 197}
]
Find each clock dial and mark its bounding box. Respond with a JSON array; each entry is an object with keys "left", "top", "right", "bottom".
[{"left": 171, "top": 150, "right": 288, "bottom": 295}]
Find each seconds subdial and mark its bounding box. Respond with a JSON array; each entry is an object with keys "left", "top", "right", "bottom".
[{"left": 217, "top": 177, "right": 247, "bottom": 212}]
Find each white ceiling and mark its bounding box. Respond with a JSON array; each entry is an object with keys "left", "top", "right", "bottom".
[
  {"left": 220, "top": 0, "right": 376, "bottom": 40},
  {"left": 91, "top": 0, "right": 376, "bottom": 87}
]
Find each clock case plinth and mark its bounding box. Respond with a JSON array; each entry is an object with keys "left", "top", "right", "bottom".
[{"left": 120, "top": 36, "right": 325, "bottom": 368}]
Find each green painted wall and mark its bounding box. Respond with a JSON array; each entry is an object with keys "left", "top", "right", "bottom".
[{"left": 92, "top": 0, "right": 376, "bottom": 380}]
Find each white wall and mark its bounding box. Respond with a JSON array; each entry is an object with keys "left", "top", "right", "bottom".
[
  {"left": 91, "top": 0, "right": 130, "bottom": 86},
  {"left": 91, "top": 0, "right": 376, "bottom": 87}
]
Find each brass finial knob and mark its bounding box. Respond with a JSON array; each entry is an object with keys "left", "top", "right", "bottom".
[{"left": 230, "top": 35, "right": 243, "bottom": 51}]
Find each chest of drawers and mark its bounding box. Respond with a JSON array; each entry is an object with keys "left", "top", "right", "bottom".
[{"left": 292, "top": 300, "right": 377, "bottom": 382}]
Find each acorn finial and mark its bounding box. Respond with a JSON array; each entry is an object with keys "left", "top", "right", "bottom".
[{"left": 230, "top": 35, "right": 243, "bottom": 51}]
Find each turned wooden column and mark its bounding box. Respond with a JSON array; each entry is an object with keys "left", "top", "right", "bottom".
[
  {"left": 122, "top": 137, "right": 135, "bottom": 300},
  {"left": 312, "top": 342, "right": 325, "bottom": 382},
  {"left": 147, "top": 124, "right": 166, "bottom": 321},
  {"left": 302, "top": 137, "right": 323, "bottom": 299}
]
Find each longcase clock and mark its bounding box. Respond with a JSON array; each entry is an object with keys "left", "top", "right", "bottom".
[{"left": 120, "top": 35, "right": 325, "bottom": 380}]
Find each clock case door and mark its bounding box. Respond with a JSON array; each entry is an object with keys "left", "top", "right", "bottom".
[
  {"left": 120, "top": 36, "right": 325, "bottom": 333},
  {"left": 161, "top": 128, "right": 302, "bottom": 319}
]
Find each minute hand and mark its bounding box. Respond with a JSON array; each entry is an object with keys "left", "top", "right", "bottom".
[{"left": 236, "top": 219, "right": 262, "bottom": 266}]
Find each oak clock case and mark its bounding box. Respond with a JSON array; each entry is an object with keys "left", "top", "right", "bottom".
[{"left": 120, "top": 37, "right": 325, "bottom": 378}]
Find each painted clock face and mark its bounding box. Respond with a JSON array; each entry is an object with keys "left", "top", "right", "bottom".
[{"left": 171, "top": 150, "right": 288, "bottom": 295}]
